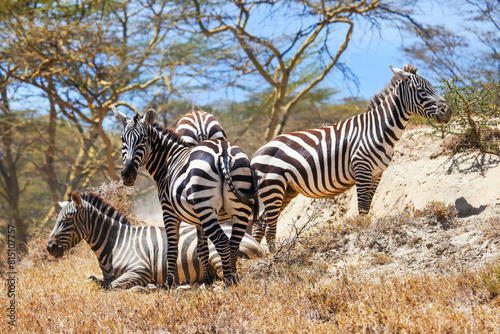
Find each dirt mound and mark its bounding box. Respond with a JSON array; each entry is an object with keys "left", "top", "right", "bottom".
[{"left": 275, "top": 127, "right": 500, "bottom": 275}]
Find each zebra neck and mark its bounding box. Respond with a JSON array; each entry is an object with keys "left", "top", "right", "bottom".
[
  {"left": 84, "top": 210, "right": 121, "bottom": 260},
  {"left": 369, "top": 88, "right": 411, "bottom": 146},
  {"left": 143, "top": 127, "right": 189, "bottom": 183}
]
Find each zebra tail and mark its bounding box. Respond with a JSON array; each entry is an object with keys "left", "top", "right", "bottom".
[{"left": 218, "top": 147, "right": 258, "bottom": 208}]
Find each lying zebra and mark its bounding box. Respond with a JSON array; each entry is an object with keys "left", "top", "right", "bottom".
[{"left": 47, "top": 191, "right": 263, "bottom": 289}]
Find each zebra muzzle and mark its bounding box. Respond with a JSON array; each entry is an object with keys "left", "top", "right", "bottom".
[
  {"left": 47, "top": 240, "right": 64, "bottom": 258},
  {"left": 436, "top": 101, "right": 452, "bottom": 124},
  {"left": 121, "top": 160, "right": 137, "bottom": 186}
]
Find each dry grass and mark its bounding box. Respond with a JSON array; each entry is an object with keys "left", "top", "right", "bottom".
[
  {"left": 2, "top": 204, "right": 500, "bottom": 332},
  {"left": 441, "top": 128, "right": 500, "bottom": 155}
]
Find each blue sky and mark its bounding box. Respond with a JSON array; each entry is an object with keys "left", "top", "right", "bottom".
[
  {"left": 194, "top": 1, "right": 469, "bottom": 105},
  {"left": 337, "top": 2, "right": 463, "bottom": 101}
]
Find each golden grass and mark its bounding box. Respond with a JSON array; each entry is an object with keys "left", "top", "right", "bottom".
[{"left": 2, "top": 210, "right": 500, "bottom": 332}]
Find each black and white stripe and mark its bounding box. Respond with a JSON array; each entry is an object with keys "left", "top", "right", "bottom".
[
  {"left": 112, "top": 107, "right": 257, "bottom": 287},
  {"left": 47, "top": 191, "right": 263, "bottom": 289},
  {"left": 250, "top": 65, "right": 452, "bottom": 251},
  {"left": 174, "top": 110, "right": 227, "bottom": 146}
]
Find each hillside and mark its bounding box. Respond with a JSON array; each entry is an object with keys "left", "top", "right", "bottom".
[
  {"left": 276, "top": 126, "right": 500, "bottom": 276},
  {"left": 2, "top": 125, "right": 499, "bottom": 332}
]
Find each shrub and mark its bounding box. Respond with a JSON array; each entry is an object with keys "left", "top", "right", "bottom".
[
  {"left": 479, "top": 264, "right": 500, "bottom": 299},
  {"left": 434, "top": 78, "right": 500, "bottom": 155},
  {"left": 414, "top": 201, "right": 457, "bottom": 229}
]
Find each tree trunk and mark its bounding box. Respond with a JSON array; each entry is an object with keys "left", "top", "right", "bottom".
[
  {"left": 45, "top": 78, "right": 60, "bottom": 205},
  {"left": 0, "top": 81, "right": 28, "bottom": 252},
  {"left": 264, "top": 89, "right": 286, "bottom": 142}
]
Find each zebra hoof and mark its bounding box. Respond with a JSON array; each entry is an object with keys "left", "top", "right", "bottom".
[
  {"left": 223, "top": 274, "right": 238, "bottom": 288},
  {"left": 164, "top": 276, "right": 176, "bottom": 290},
  {"left": 87, "top": 275, "right": 103, "bottom": 282},
  {"left": 204, "top": 276, "right": 214, "bottom": 286},
  {"left": 87, "top": 275, "right": 106, "bottom": 288}
]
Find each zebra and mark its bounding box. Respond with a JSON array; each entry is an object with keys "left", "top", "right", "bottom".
[
  {"left": 174, "top": 110, "right": 227, "bottom": 146},
  {"left": 47, "top": 191, "right": 263, "bottom": 289},
  {"left": 112, "top": 107, "right": 257, "bottom": 288},
  {"left": 250, "top": 64, "right": 452, "bottom": 251}
]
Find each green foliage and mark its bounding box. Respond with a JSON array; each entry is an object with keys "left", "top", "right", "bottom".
[
  {"left": 479, "top": 264, "right": 500, "bottom": 298},
  {"left": 434, "top": 78, "right": 500, "bottom": 155}
]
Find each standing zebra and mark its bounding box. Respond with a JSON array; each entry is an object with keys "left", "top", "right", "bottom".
[
  {"left": 251, "top": 65, "right": 452, "bottom": 251},
  {"left": 47, "top": 191, "right": 263, "bottom": 289},
  {"left": 112, "top": 107, "right": 257, "bottom": 287},
  {"left": 174, "top": 110, "right": 227, "bottom": 146}
]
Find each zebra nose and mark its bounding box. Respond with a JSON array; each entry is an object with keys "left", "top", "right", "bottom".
[
  {"left": 121, "top": 160, "right": 137, "bottom": 186},
  {"left": 47, "top": 240, "right": 63, "bottom": 257},
  {"left": 436, "top": 101, "right": 452, "bottom": 124}
]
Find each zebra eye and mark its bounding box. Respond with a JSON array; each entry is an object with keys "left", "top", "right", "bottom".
[{"left": 64, "top": 214, "right": 74, "bottom": 221}]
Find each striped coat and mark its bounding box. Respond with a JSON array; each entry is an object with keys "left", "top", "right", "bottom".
[
  {"left": 250, "top": 65, "right": 452, "bottom": 250},
  {"left": 112, "top": 107, "right": 257, "bottom": 287},
  {"left": 47, "top": 191, "right": 263, "bottom": 289},
  {"left": 174, "top": 110, "right": 227, "bottom": 146}
]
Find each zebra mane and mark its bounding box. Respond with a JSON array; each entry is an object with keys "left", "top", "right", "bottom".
[
  {"left": 365, "top": 64, "right": 419, "bottom": 112},
  {"left": 77, "top": 191, "right": 132, "bottom": 226},
  {"left": 133, "top": 113, "right": 140, "bottom": 125},
  {"left": 150, "top": 122, "right": 189, "bottom": 147}
]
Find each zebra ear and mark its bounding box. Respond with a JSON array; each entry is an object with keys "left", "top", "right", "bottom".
[
  {"left": 389, "top": 65, "right": 410, "bottom": 81},
  {"left": 71, "top": 192, "right": 83, "bottom": 210},
  {"left": 111, "top": 106, "right": 130, "bottom": 127},
  {"left": 142, "top": 108, "right": 156, "bottom": 127},
  {"left": 58, "top": 201, "right": 69, "bottom": 209}
]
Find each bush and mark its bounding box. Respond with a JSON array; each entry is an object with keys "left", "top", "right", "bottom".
[{"left": 434, "top": 78, "right": 500, "bottom": 155}]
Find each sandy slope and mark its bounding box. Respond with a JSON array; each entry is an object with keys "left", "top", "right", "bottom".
[
  {"left": 133, "top": 126, "right": 500, "bottom": 275},
  {"left": 274, "top": 126, "right": 500, "bottom": 276},
  {"left": 277, "top": 127, "right": 500, "bottom": 235}
]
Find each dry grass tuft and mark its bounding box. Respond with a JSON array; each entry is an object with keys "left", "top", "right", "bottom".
[
  {"left": 441, "top": 128, "right": 500, "bottom": 155},
  {"left": 89, "top": 180, "right": 147, "bottom": 226},
  {"left": 414, "top": 201, "right": 458, "bottom": 229},
  {"left": 2, "top": 200, "right": 499, "bottom": 332}
]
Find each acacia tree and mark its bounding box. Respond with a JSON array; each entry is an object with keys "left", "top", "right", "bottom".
[
  {"left": 0, "top": 0, "right": 233, "bottom": 225},
  {"left": 178, "top": 0, "right": 418, "bottom": 141},
  {"left": 404, "top": 0, "right": 499, "bottom": 83},
  {"left": 404, "top": 0, "right": 499, "bottom": 154},
  {"left": 0, "top": 75, "right": 32, "bottom": 249}
]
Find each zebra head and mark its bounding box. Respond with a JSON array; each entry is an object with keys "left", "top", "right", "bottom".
[
  {"left": 390, "top": 65, "right": 452, "bottom": 124},
  {"left": 112, "top": 107, "right": 156, "bottom": 186},
  {"left": 47, "top": 192, "right": 87, "bottom": 258}
]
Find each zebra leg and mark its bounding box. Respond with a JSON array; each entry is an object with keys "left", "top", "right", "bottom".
[
  {"left": 164, "top": 214, "right": 181, "bottom": 289},
  {"left": 368, "top": 172, "right": 383, "bottom": 204},
  {"left": 256, "top": 185, "right": 286, "bottom": 252},
  {"left": 251, "top": 215, "right": 266, "bottom": 243},
  {"left": 228, "top": 217, "right": 250, "bottom": 283},
  {"left": 195, "top": 226, "right": 214, "bottom": 286},
  {"left": 354, "top": 164, "right": 377, "bottom": 214},
  {"left": 264, "top": 188, "right": 298, "bottom": 252},
  {"left": 109, "top": 272, "right": 149, "bottom": 290},
  {"left": 201, "top": 214, "right": 235, "bottom": 287}
]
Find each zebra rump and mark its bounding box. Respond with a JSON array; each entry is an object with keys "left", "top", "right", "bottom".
[
  {"left": 113, "top": 107, "right": 256, "bottom": 288},
  {"left": 174, "top": 110, "right": 227, "bottom": 146},
  {"left": 47, "top": 191, "right": 263, "bottom": 289}
]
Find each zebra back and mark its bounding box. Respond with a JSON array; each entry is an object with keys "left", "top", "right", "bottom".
[
  {"left": 250, "top": 64, "right": 452, "bottom": 251},
  {"left": 174, "top": 110, "right": 227, "bottom": 146}
]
